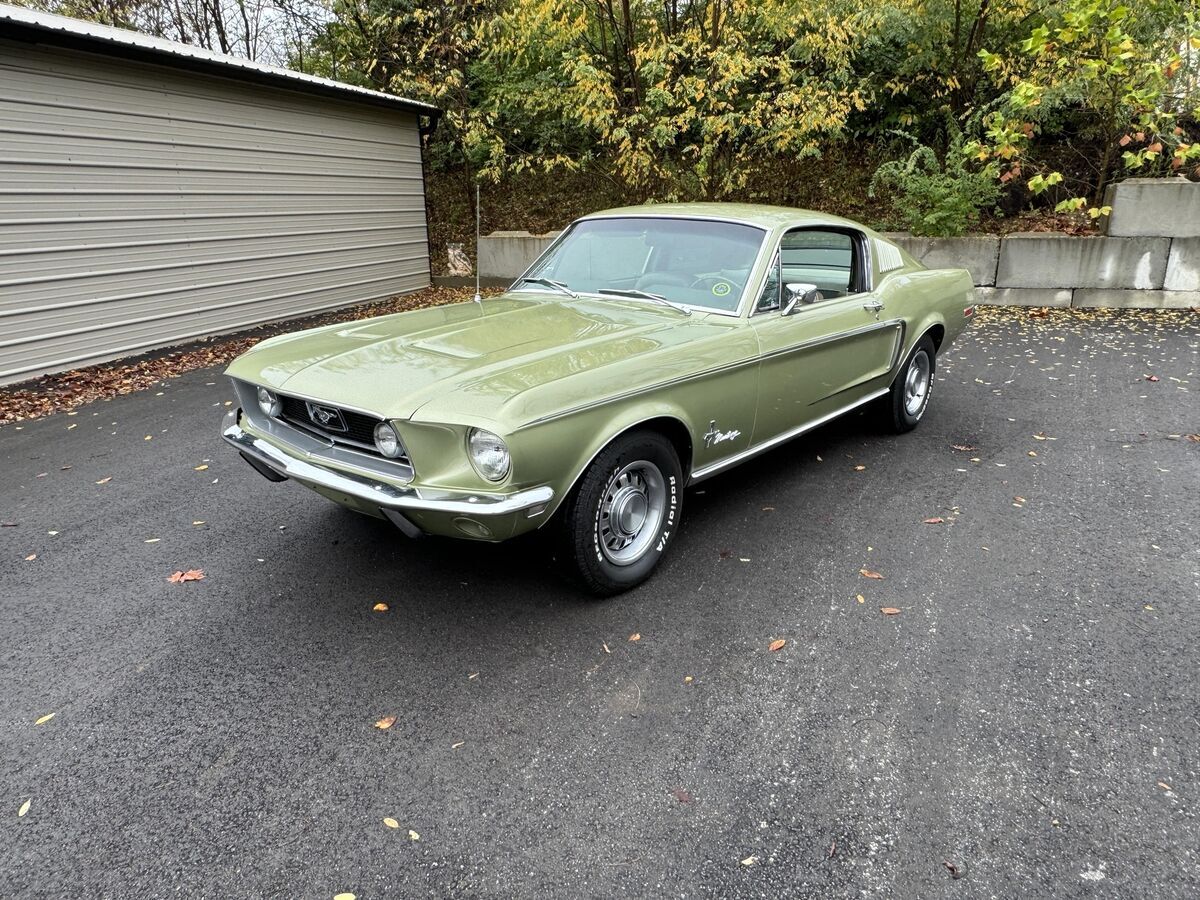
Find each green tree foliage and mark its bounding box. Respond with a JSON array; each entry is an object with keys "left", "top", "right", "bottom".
[
  {"left": 972, "top": 0, "right": 1200, "bottom": 216},
  {"left": 27, "top": 0, "right": 1200, "bottom": 229}
]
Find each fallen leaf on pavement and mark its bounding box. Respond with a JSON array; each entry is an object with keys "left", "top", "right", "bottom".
[
  {"left": 451, "top": 741, "right": 465, "bottom": 749},
  {"left": 18, "top": 799, "right": 31, "bottom": 817},
  {"left": 856, "top": 594, "right": 865, "bottom": 604},
  {"left": 374, "top": 716, "right": 396, "bottom": 730},
  {"left": 194, "top": 464, "right": 209, "bottom": 471},
  {"left": 167, "top": 569, "right": 205, "bottom": 583},
  {"left": 24, "top": 554, "right": 36, "bottom": 561},
  {"left": 408, "top": 830, "right": 420, "bottom": 841},
  {"left": 1027, "top": 451, "right": 1037, "bottom": 457},
  {"left": 34, "top": 713, "right": 54, "bottom": 726},
  {"left": 144, "top": 538, "right": 160, "bottom": 544},
  {"left": 628, "top": 633, "right": 641, "bottom": 642},
  {"left": 1145, "top": 374, "right": 1159, "bottom": 382},
  {"left": 383, "top": 817, "right": 399, "bottom": 829},
  {"left": 684, "top": 675, "right": 693, "bottom": 684},
  {"left": 372, "top": 602, "right": 388, "bottom": 612},
  {"left": 860, "top": 569, "right": 884, "bottom": 580},
  {"left": 1157, "top": 781, "right": 1171, "bottom": 790},
  {"left": 881, "top": 607, "right": 901, "bottom": 615},
  {"left": 768, "top": 639, "right": 786, "bottom": 652},
  {"left": 95, "top": 477, "right": 111, "bottom": 485},
  {"left": 602, "top": 643, "right": 611, "bottom": 653},
  {"left": 672, "top": 788, "right": 692, "bottom": 803},
  {"left": 333, "top": 894, "right": 355, "bottom": 900},
  {"left": 951, "top": 444, "right": 978, "bottom": 452},
  {"left": 1185, "top": 434, "right": 1200, "bottom": 443},
  {"left": 923, "top": 517, "right": 944, "bottom": 524},
  {"left": 741, "top": 855, "right": 758, "bottom": 867},
  {"left": 2, "top": 522, "right": 17, "bottom": 527},
  {"left": 853, "top": 465, "right": 866, "bottom": 471}
]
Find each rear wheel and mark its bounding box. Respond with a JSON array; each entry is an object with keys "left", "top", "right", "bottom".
[
  {"left": 885, "top": 335, "right": 936, "bottom": 433},
  {"left": 559, "top": 431, "right": 683, "bottom": 597}
]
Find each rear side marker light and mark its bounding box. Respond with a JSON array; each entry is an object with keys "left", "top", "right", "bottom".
[{"left": 963, "top": 306, "right": 976, "bottom": 318}]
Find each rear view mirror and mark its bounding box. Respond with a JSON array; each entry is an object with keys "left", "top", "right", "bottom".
[{"left": 782, "top": 283, "right": 822, "bottom": 315}]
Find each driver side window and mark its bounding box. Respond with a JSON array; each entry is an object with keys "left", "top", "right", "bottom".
[
  {"left": 779, "top": 229, "right": 859, "bottom": 299},
  {"left": 755, "top": 227, "right": 870, "bottom": 315}
]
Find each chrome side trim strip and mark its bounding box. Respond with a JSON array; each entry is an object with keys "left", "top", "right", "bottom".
[
  {"left": 757, "top": 318, "right": 903, "bottom": 363},
  {"left": 688, "top": 387, "right": 890, "bottom": 484},
  {"left": 520, "top": 353, "right": 762, "bottom": 428}
]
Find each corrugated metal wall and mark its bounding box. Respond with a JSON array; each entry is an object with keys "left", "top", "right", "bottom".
[{"left": 0, "top": 38, "right": 431, "bottom": 385}]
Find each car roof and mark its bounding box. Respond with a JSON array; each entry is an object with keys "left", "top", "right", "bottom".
[{"left": 577, "top": 202, "right": 871, "bottom": 232}]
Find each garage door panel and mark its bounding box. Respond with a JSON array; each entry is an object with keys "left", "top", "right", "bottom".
[
  {"left": 0, "top": 256, "right": 426, "bottom": 341},
  {"left": 0, "top": 271, "right": 432, "bottom": 382},
  {"left": 3, "top": 244, "right": 428, "bottom": 310},
  {"left": 1, "top": 130, "right": 422, "bottom": 174},
  {"left": 0, "top": 163, "right": 422, "bottom": 194},
  {"left": 0, "top": 36, "right": 431, "bottom": 385},
  {"left": 0, "top": 209, "right": 427, "bottom": 250},
  {"left": 1, "top": 224, "right": 428, "bottom": 280}
]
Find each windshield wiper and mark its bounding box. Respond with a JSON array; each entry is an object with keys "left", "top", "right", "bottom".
[
  {"left": 597, "top": 289, "right": 692, "bottom": 316},
  {"left": 513, "top": 276, "right": 577, "bottom": 298}
]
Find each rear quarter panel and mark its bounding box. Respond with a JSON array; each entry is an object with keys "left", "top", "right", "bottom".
[{"left": 878, "top": 266, "right": 974, "bottom": 365}]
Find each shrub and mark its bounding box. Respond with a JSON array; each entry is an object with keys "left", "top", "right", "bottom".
[{"left": 870, "top": 126, "right": 1000, "bottom": 236}]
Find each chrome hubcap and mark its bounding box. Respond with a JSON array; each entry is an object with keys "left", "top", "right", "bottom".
[
  {"left": 598, "top": 461, "right": 666, "bottom": 566},
  {"left": 904, "top": 351, "right": 931, "bottom": 417}
]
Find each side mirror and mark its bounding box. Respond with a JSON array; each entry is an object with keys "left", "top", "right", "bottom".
[{"left": 782, "top": 283, "right": 822, "bottom": 315}]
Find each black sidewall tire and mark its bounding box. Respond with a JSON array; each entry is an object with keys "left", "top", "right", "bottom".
[
  {"left": 889, "top": 336, "right": 936, "bottom": 433},
  {"left": 561, "top": 432, "right": 683, "bottom": 597}
]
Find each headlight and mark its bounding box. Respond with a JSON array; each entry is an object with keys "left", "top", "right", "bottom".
[
  {"left": 256, "top": 386, "right": 280, "bottom": 417},
  {"left": 373, "top": 421, "right": 406, "bottom": 459},
  {"left": 468, "top": 428, "right": 511, "bottom": 481}
]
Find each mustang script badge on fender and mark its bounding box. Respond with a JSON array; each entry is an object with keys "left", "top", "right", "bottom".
[{"left": 703, "top": 420, "right": 741, "bottom": 448}]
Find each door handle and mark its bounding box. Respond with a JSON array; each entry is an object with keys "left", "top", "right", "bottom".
[{"left": 863, "top": 299, "right": 885, "bottom": 314}]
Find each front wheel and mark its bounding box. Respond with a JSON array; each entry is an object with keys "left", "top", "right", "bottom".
[
  {"left": 885, "top": 336, "right": 935, "bottom": 433},
  {"left": 559, "top": 431, "right": 683, "bottom": 597}
]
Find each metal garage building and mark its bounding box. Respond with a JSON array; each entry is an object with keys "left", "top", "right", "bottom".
[{"left": 0, "top": 4, "right": 439, "bottom": 385}]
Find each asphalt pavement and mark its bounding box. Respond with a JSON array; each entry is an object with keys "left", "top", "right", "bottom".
[{"left": 1, "top": 308, "right": 1197, "bottom": 898}]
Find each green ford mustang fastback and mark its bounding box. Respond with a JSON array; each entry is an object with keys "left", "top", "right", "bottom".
[{"left": 222, "top": 203, "right": 975, "bottom": 595}]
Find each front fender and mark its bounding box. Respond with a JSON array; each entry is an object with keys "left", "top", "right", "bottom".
[{"left": 509, "top": 399, "right": 701, "bottom": 523}]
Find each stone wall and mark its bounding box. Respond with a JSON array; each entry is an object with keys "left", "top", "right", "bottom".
[{"left": 477, "top": 179, "right": 1200, "bottom": 308}]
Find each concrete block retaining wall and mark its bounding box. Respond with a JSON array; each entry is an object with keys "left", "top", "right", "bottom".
[
  {"left": 476, "top": 179, "right": 1199, "bottom": 308},
  {"left": 477, "top": 230, "right": 560, "bottom": 280}
]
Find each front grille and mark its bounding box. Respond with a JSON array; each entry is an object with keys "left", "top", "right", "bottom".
[{"left": 278, "top": 395, "right": 382, "bottom": 448}]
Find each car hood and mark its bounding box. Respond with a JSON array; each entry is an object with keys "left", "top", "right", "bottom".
[{"left": 226, "top": 292, "right": 739, "bottom": 425}]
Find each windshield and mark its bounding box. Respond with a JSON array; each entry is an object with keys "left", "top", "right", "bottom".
[{"left": 518, "top": 217, "right": 766, "bottom": 312}]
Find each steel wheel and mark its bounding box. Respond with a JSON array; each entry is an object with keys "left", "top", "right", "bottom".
[
  {"left": 597, "top": 460, "right": 667, "bottom": 566},
  {"left": 904, "top": 349, "right": 931, "bottom": 417}
]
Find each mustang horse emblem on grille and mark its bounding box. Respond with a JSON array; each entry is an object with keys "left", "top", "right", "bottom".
[
  {"left": 305, "top": 402, "right": 347, "bottom": 432},
  {"left": 703, "top": 420, "right": 741, "bottom": 448}
]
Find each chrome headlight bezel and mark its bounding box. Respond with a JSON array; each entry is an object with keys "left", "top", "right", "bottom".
[
  {"left": 373, "top": 421, "right": 406, "bottom": 459},
  {"left": 256, "top": 386, "right": 281, "bottom": 417},
  {"left": 467, "top": 427, "right": 511, "bottom": 482}
]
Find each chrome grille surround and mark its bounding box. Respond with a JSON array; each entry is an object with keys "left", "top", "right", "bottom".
[{"left": 231, "top": 379, "right": 414, "bottom": 481}]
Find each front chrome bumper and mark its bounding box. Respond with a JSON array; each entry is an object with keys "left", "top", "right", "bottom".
[{"left": 221, "top": 409, "right": 553, "bottom": 536}]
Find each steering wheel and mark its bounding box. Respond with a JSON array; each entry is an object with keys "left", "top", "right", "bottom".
[{"left": 688, "top": 274, "right": 738, "bottom": 301}]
